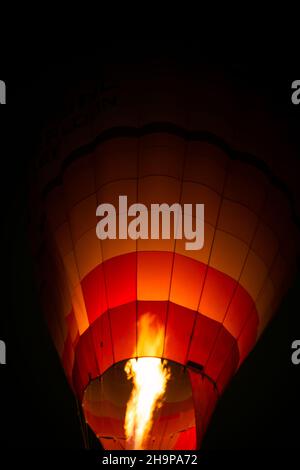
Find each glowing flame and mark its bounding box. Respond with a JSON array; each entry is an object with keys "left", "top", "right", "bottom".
[{"left": 124, "top": 313, "right": 171, "bottom": 449}]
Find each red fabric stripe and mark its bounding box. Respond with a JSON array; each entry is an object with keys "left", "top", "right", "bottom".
[{"left": 72, "top": 300, "right": 240, "bottom": 401}]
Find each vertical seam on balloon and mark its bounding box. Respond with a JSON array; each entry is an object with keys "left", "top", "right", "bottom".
[
  {"left": 214, "top": 244, "right": 282, "bottom": 387},
  {"left": 187, "top": 371, "right": 203, "bottom": 450},
  {"left": 92, "top": 152, "right": 115, "bottom": 368},
  {"left": 41, "top": 210, "right": 74, "bottom": 355},
  {"left": 184, "top": 156, "right": 232, "bottom": 365},
  {"left": 61, "top": 192, "right": 90, "bottom": 332},
  {"left": 161, "top": 138, "right": 188, "bottom": 358},
  {"left": 196, "top": 379, "right": 218, "bottom": 448},
  {"left": 203, "top": 181, "right": 270, "bottom": 375},
  {"left": 43, "top": 240, "right": 70, "bottom": 360},
  {"left": 209, "top": 216, "right": 290, "bottom": 382},
  {"left": 50, "top": 186, "right": 93, "bottom": 391},
  {"left": 89, "top": 155, "right": 107, "bottom": 377},
  {"left": 135, "top": 135, "right": 140, "bottom": 359},
  {"left": 214, "top": 191, "right": 290, "bottom": 384}
]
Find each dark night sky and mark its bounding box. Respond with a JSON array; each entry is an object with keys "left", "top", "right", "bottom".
[{"left": 0, "top": 43, "right": 299, "bottom": 452}]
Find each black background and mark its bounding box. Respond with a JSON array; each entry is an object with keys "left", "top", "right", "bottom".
[{"left": 0, "top": 42, "right": 299, "bottom": 452}]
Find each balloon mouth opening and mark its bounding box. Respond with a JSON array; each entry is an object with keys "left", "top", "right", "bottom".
[{"left": 82, "top": 359, "right": 196, "bottom": 450}]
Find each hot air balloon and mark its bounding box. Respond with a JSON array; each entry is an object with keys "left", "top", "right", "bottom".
[{"left": 30, "top": 63, "right": 299, "bottom": 450}]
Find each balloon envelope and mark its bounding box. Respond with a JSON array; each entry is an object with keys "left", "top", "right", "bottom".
[{"left": 31, "top": 69, "right": 299, "bottom": 449}]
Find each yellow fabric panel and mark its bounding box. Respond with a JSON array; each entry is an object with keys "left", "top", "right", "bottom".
[
  {"left": 63, "top": 251, "right": 80, "bottom": 288},
  {"left": 101, "top": 237, "right": 136, "bottom": 261},
  {"left": 138, "top": 235, "right": 175, "bottom": 253},
  {"left": 71, "top": 284, "right": 89, "bottom": 335},
  {"left": 210, "top": 230, "right": 249, "bottom": 280},
  {"left": 137, "top": 205, "right": 176, "bottom": 252},
  {"left": 175, "top": 222, "right": 214, "bottom": 264},
  {"left": 75, "top": 228, "right": 103, "bottom": 280},
  {"left": 63, "top": 251, "right": 89, "bottom": 334},
  {"left": 181, "top": 182, "right": 220, "bottom": 226},
  {"left": 218, "top": 199, "right": 258, "bottom": 244}
]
